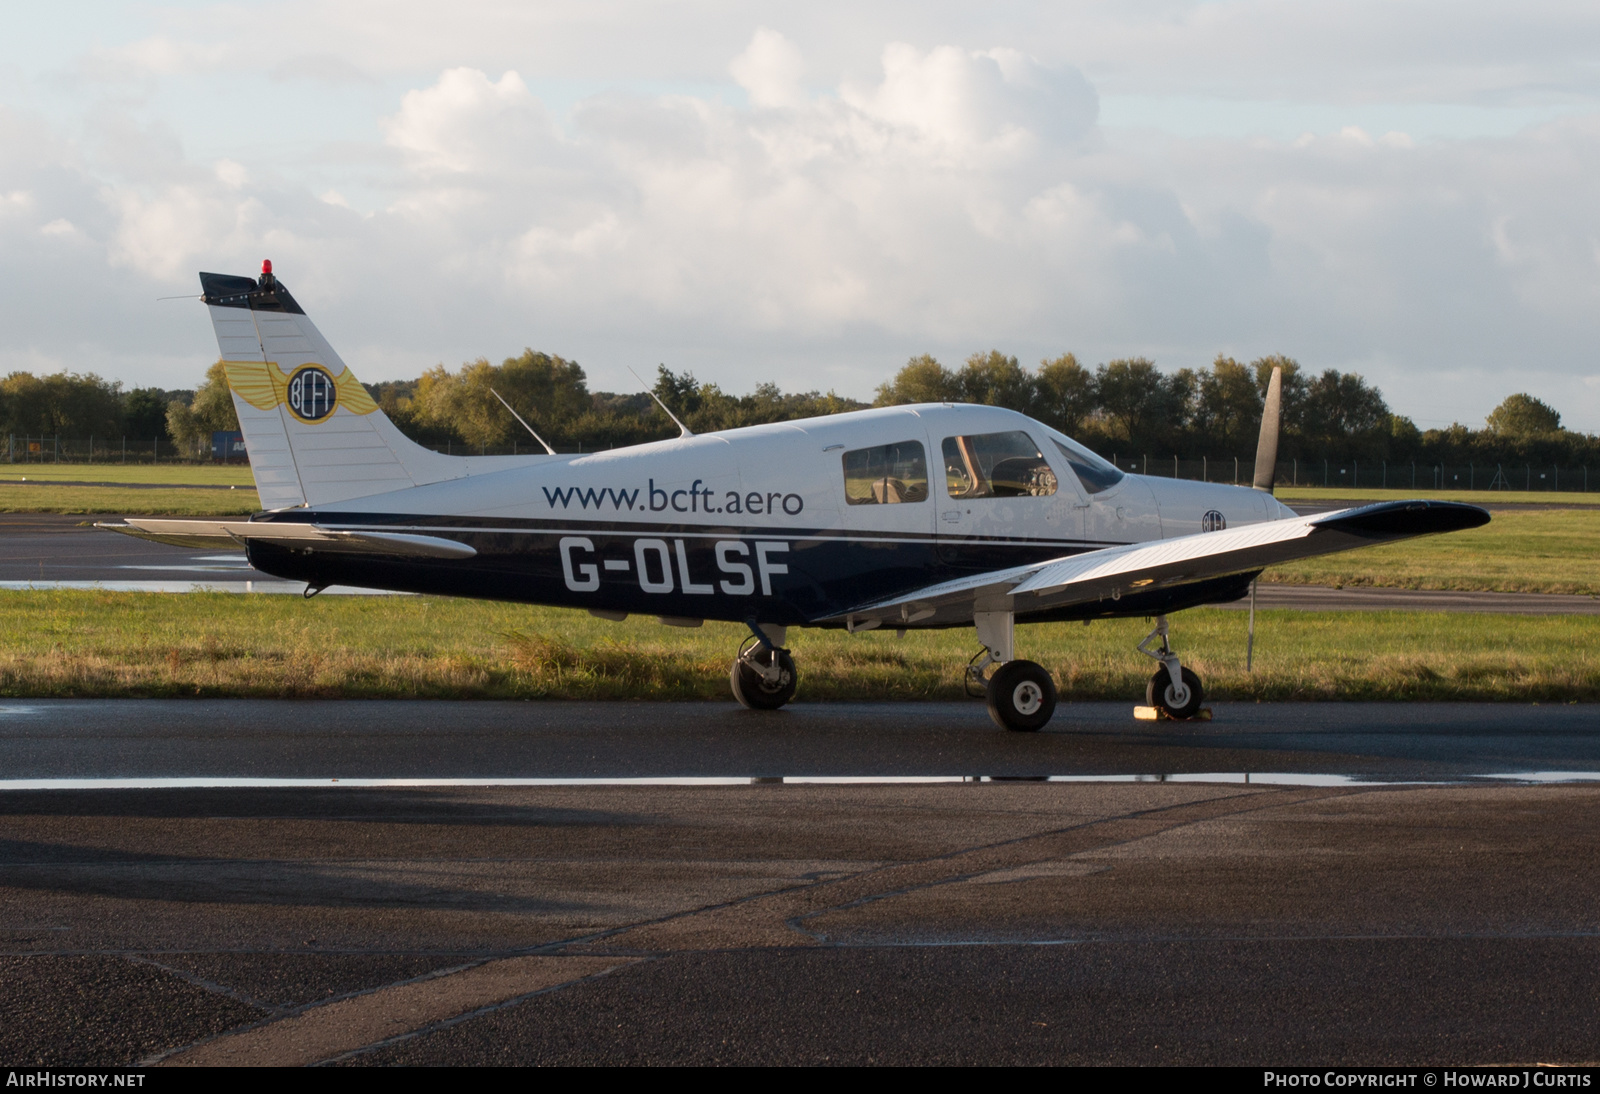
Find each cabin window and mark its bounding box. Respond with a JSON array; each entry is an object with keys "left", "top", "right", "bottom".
[
  {"left": 1050, "top": 436, "right": 1124, "bottom": 495},
  {"left": 941, "top": 431, "right": 1059, "bottom": 499},
  {"left": 842, "top": 441, "right": 929, "bottom": 505}
]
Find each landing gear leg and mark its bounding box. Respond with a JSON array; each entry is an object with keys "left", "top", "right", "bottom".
[
  {"left": 730, "top": 621, "right": 797, "bottom": 710},
  {"left": 971, "top": 610, "right": 1057, "bottom": 732},
  {"left": 1137, "top": 615, "right": 1204, "bottom": 719}
]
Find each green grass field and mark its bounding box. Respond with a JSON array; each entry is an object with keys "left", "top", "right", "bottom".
[
  {"left": 1263, "top": 508, "right": 1600, "bottom": 595},
  {"left": 0, "top": 463, "right": 258, "bottom": 515},
  {"left": 1277, "top": 485, "right": 1600, "bottom": 506},
  {"left": 0, "top": 484, "right": 258, "bottom": 516},
  {"left": 6, "top": 590, "right": 1597, "bottom": 702},
  {"left": 0, "top": 463, "right": 255, "bottom": 486}
]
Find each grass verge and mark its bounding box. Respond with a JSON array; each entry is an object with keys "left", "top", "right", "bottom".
[
  {"left": 1276, "top": 485, "right": 1600, "bottom": 506},
  {"left": 0, "top": 484, "right": 258, "bottom": 515},
  {"left": 1262, "top": 509, "right": 1600, "bottom": 595},
  {"left": 0, "top": 463, "right": 255, "bottom": 486},
  {"left": 5, "top": 590, "right": 1597, "bottom": 702}
]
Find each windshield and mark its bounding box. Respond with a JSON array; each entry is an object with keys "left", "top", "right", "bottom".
[
  {"left": 1046, "top": 431, "right": 1124, "bottom": 495},
  {"left": 941, "top": 431, "right": 1058, "bottom": 499}
]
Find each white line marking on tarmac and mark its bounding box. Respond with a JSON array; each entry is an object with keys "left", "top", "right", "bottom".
[{"left": 0, "top": 772, "right": 1590, "bottom": 791}]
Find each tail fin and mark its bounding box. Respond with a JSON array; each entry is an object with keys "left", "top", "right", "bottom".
[{"left": 200, "top": 262, "right": 537, "bottom": 509}]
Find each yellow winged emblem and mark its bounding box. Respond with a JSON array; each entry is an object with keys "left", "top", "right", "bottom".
[{"left": 221, "top": 360, "right": 378, "bottom": 419}]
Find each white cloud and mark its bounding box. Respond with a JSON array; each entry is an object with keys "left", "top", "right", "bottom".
[
  {"left": 214, "top": 159, "right": 247, "bottom": 188},
  {"left": 7, "top": 6, "right": 1600, "bottom": 428},
  {"left": 730, "top": 28, "right": 808, "bottom": 109},
  {"left": 382, "top": 68, "right": 561, "bottom": 175}
]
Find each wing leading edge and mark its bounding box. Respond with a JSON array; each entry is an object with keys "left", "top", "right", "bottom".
[{"left": 825, "top": 500, "right": 1490, "bottom": 629}]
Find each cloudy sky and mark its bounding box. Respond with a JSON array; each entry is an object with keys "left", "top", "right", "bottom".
[{"left": 4, "top": 2, "right": 1600, "bottom": 431}]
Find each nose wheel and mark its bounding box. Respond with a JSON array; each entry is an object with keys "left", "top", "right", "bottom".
[
  {"left": 1137, "top": 615, "right": 1206, "bottom": 720},
  {"left": 1146, "top": 665, "right": 1204, "bottom": 719}
]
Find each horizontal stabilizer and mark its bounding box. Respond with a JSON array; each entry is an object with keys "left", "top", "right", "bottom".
[
  {"left": 97, "top": 519, "right": 476, "bottom": 560},
  {"left": 826, "top": 500, "right": 1489, "bottom": 628}
]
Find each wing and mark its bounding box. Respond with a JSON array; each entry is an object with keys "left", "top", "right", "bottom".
[
  {"left": 96, "top": 518, "right": 476, "bottom": 560},
  {"left": 822, "top": 500, "right": 1489, "bottom": 629}
]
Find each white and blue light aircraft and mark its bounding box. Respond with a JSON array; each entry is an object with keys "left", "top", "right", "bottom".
[{"left": 104, "top": 263, "right": 1489, "bottom": 730}]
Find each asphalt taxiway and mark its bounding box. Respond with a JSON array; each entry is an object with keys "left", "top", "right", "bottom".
[
  {"left": 1, "top": 698, "right": 1598, "bottom": 781},
  {"left": 1, "top": 699, "right": 1599, "bottom": 1066}
]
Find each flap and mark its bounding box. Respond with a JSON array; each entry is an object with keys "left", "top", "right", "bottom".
[{"left": 99, "top": 519, "right": 476, "bottom": 560}]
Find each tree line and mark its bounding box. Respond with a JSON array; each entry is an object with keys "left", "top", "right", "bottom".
[
  {"left": 4, "top": 350, "right": 1597, "bottom": 468},
  {"left": 0, "top": 372, "right": 183, "bottom": 444},
  {"left": 873, "top": 351, "right": 1598, "bottom": 466}
]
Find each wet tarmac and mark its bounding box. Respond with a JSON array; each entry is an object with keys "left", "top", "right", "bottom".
[
  {"left": 1, "top": 698, "right": 1598, "bottom": 782},
  {"left": 0, "top": 699, "right": 1598, "bottom": 1065}
]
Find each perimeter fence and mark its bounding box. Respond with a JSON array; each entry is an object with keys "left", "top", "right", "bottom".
[{"left": 11, "top": 435, "right": 1599, "bottom": 493}]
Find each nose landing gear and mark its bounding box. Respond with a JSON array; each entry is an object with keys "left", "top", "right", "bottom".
[
  {"left": 730, "top": 623, "right": 797, "bottom": 710},
  {"left": 1137, "top": 614, "right": 1205, "bottom": 719}
]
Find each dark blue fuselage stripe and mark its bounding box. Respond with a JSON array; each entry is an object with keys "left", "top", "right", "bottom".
[{"left": 247, "top": 526, "right": 1109, "bottom": 626}]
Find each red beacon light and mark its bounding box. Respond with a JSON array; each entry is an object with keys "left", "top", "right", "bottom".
[{"left": 259, "top": 258, "right": 275, "bottom": 288}]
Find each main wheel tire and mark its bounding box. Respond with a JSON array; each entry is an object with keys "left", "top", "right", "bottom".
[
  {"left": 985, "top": 659, "right": 1057, "bottom": 732},
  {"left": 1146, "top": 666, "right": 1204, "bottom": 719},
  {"left": 730, "top": 648, "right": 798, "bottom": 710}
]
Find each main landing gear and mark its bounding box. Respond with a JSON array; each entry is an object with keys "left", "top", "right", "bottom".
[
  {"left": 730, "top": 622, "right": 797, "bottom": 710},
  {"left": 967, "top": 611, "right": 1058, "bottom": 732},
  {"left": 1137, "top": 614, "right": 1205, "bottom": 719},
  {"left": 967, "top": 611, "right": 1207, "bottom": 730}
]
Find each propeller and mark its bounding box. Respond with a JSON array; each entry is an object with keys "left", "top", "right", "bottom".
[
  {"left": 1252, "top": 365, "right": 1283, "bottom": 494},
  {"left": 1248, "top": 363, "right": 1284, "bottom": 672}
]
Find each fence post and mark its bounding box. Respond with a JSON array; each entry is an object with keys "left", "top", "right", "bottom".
[
  {"left": 1382, "top": 460, "right": 1386, "bottom": 488},
  {"left": 1469, "top": 462, "right": 1474, "bottom": 490},
  {"left": 1323, "top": 459, "right": 1328, "bottom": 486},
  {"left": 1354, "top": 459, "right": 1359, "bottom": 488},
  {"left": 1526, "top": 465, "right": 1530, "bottom": 490},
  {"left": 1203, "top": 456, "right": 1207, "bottom": 482}
]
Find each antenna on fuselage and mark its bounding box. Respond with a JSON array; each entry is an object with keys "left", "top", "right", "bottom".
[
  {"left": 490, "top": 388, "right": 557, "bottom": 455},
  {"left": 628, "top": 365, "right": 694, "bottom": 438}
]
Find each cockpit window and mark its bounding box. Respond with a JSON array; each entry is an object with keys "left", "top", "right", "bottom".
[
  {"left": 941, "top": 431, "right": 1059, "bottom": 499},
  {"left": 842, "top": 440, "right": 929, "bottom": 505},
  {"left": 1050, "top": 435, "right": 1124, "bottom": 495}
]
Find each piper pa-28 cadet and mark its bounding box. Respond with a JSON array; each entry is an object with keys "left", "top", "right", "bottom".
[{"left": 104, "top": 262, "right": 1490, "bottom": 731}]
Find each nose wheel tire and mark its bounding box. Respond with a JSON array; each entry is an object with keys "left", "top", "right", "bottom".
[
  {"left": 1146, "top": 666, "right": 1204, "bottom": 720},
  {"left": 731, "top": 648, "right": 798, "bottom": 710},
  {"left": 986, "top": 659, "right": 1057, "bottom": 732}
]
